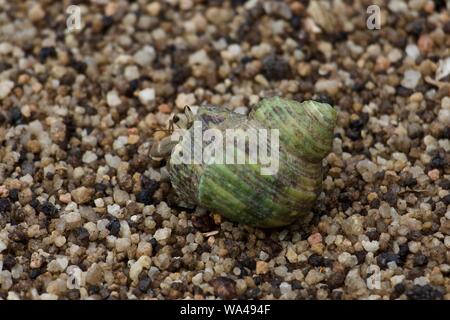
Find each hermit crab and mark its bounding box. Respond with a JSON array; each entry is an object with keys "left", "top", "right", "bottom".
[{"left": 150, "top": 97, "right": 337, "bottom": 228}]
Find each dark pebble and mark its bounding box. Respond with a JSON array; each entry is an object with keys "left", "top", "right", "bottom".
[
  {"left": 413, "top": 254, "right": 428, "bottom": 267},
  {"left": 101, "top": 16, "right": 115, "bottom": 32},
  {"left": 406, "top": 230, "right": 422, "bottom": 241},
  {"left": 70, "top": 59, "right": 87, "bottom": 73},
  {"left": 125, "top": 79, "right": 140, "bottom": 97},
  {"left": 346, "top": 128, "right": 362, "bottom": 141},
  {"left": 308, "top": 253, "right": 325, "bottom": 267},
  {"left": 394, "top": 283, "right": 406, "bottom": 295},
  {"left": 430, "top": 154, "right": 445, "bottom": 169},
  {"left": 366, "top": 230, "right": 380, "bottom": 241},
  {"left": 291, "top": 280, "right": 303, "bottom": 290},
  {"left": 88, "top": 285, "right": 100, "bottom": 295},
  {"left": 401, "top": 177, "right": 417, "bottom": 188},
  {"left": 406, "top": 284, "right": 443, "bottom": 300},
  {"left": 9, "top": 106, "right": 23, "bottom": 125},
  {"left": 314, "top": 93, "right": 334, "bottom": 106},
  {"left": 2, "top": 255, "right": 16, "bottom": 271},
  {"left": 383, "top": 190, "right": 397, "bottom": 206},
  {"left": 442, "top": 179, "right": 450, "bottom": 190},
  {"left": 370, "top": 198, "right": 380, "bottom": 209},
  {"left": 9, "top": 189, "right": 19, "bottom": 202},
  {"left": 0, "top": 61, "right": 12, "bottom": 72},
  {"left": 355, "top": 250, "right": 367, "bottom": 264},
  {"left": 211, "top": 277, "right": 236, "bottom": 299},
  {"left": 0, "top": 198, "right": 12, "bottom": 214},
  {"left": 138, "top": 277, "right": 151, "bottom": 292},
  {"left": 75, "top": 227, "right": 90, "bottom": 246},
  {"left": 441, "top": 194, "right": 450, "bottom": 206},
  {"left": 433, "top": 0, "right": 447, "bottom": 11},
  {"left": 396, "top": 86, "right": 413, "bottom": 97},
  {"left": 38, "top": 201, "right": 59, "bottom": 218},
  {"left": 106, "top": 218, "right": 121, "bottom": 236},
  {"left": 398, "top": 243, "right": 409, "bottom": 259},
  {"left": 246, "top": 288, "right": 261, "bottom": 299},
  {"left": 136, "top": 180, "right": 159, "bottom": 205},
  {"left": 29, "top": 268, "right": 44, "bottom": 279},
  {"left": 377, "top": 252, "right": 401, "bottom": 269},
  {"left": 327, "top": 272, "right": 345, "bottom": 290},
  {"left": 444, "top": 21, "right": 450, "bottom": 34},
  {"left": 39, "top": 47, "right": 57, "bottom": 62},
  {"left": 172, "top": 65, "right": 192, "bottom": 87},
  {"left": 191, "top": 214, "right": 215, "bottom": 233},
  {"left": 262, "top": 55, "right": 291, "bottom": 81},
  {"left": 149, "top": 238, "right": 160, "bottom": 253}
]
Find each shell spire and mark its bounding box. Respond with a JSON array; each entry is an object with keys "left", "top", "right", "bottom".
[{"left": 249, "top": 97, "right": 337, "bottom": 162}]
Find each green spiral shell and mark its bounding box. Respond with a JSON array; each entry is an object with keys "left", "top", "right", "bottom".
[{"left": 168, "top": 97, "right": 337, "bottom": 228}]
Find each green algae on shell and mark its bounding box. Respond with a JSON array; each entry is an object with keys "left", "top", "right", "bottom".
[{"left": 168, "top": 97, "right": 337, "bottom": 228}]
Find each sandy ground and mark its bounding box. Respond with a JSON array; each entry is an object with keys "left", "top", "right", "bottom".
[{"left": 0, "top": 0, "right": 450, "bottom": 300}]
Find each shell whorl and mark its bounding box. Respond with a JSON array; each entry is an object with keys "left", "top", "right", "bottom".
[{"left": 168, "top": 98, "right": 337, "bottom": 227}]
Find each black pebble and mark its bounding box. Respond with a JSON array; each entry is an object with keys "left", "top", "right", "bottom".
[
  {"left": 191, "top": 215, "right": 215, "bottom": 233},
  {"left": 377, "top": 252, "right": 401, "bottom": 269},
  {"left": 430, "top": 155, "right": 445, "bottom": 169},
  {"left": 101, "top": 16, "right": 114, "bottom": 32},
  {"left": 398, "top": 243, "right": 409, "bottom": 259},
  {"left": 149, "top": 238, "right": 160, "bottom": 253},
  {"left": 2, "top": 255, "right": 16, "bottom": 270},
  {"left": 433, "top": 0, "right": 447, "bottom": 11},
  {"left": 9, "top": 106, "right": 23, "bottom": 125},
  {"left": 406, "top": 284, "right": 443, "bottom": 300},
  {"left": 262, "top": 55, "right": 291, "bottom": 81},
  {"left": 366, "top": 230, "right": 380, "bottom": 241},
  {"left": 138, "top": 277, "right": 151, "bottom": 292},
  {"left": 346, "top": 128, "right": 361, "bottom": 141},
  {"left": 314, "top": 93, "right": 334, "bottom": 106},
  {"left": 440, "top": 126, "right": 450, "bottom": 139},
  {"left": 0, "top": 61, "right": 12, "bottom": 72},
  {"left": 70, "top": 59, "right": 87, "bottom": 73},
  {"left": 439, "top": 179, "right": 450, "bottom": 189},
  {"left": 172, "top": 65, "right": 191, "bottom": 87},
  {"left": 308, "top": 253, "right": 325, "bottom": 267},
  {"left": 355, "top": 250, "right": 367, "bottom": 264},
  {"left": 441, "top": 194, "right": 450, "bottom": 206},
  {"left": 394, "top": 283, "right": 405, "bottom": 294},
  {"left": 290, "top": 15, "right": 301, "bottom": 29},
  {"left": 106, "top": 218, "right": 121, "bottom": 236},
  {"left": 29, "top": 268, "right": 43, "bottom": 279},
  {"left": 39, "top": 47, "right": 57, "bottom": 63},
  {"left": 0, "top": 198, "right": 11, "bottom": 214},
  {"left": 396, "top": 86, "right": 413, "bottom": 97},
  {"left": 401, "top": 177, "right": 417, "bottom": 188},
  {"left": 88, "top": 285, "right": 100, "bottom": 295},
  {"left": 327, "top": 272, "right": 345, "bottom": 290},
  {"left": 30, "top": 198, "right": 40, "bottom": 209},
  {"left": 136, "top": 179, "right": 159, "bottom": 205},
  {"left": 413, "top": 254, "right": 428, "bottom": 267},
  {"left": 38, "top": 201, "right": 59, "bottom": 218},
  {"left": 125, "top": 79, "right": 139, "bottom": 97},
  {"left": 406, "top": 230, "right": 422, "bottom": 241},
  {"left": 291, "top": 280, "right": 302, "bottom": 290},
  {"left": 75, "top": 227, "right": 90, "bottom": 246}
]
